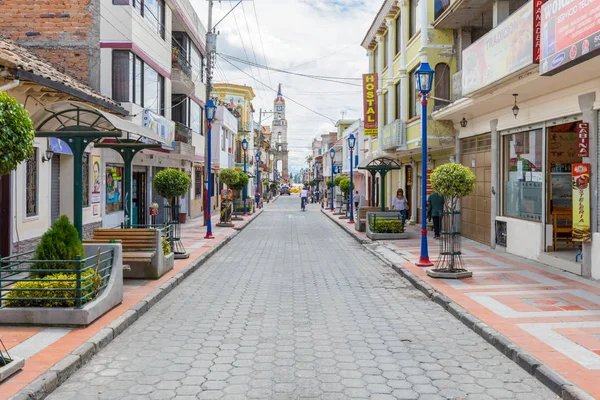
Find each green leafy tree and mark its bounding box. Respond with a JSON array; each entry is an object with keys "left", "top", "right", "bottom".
[
  {"left": 229, "top": 171, "right": 249, "bottom": 191},
  {"left": 33, "top": 215, "right": 85, "bottom": 277},
  {"left": 325, "top": 178, "right": 332, "bottom": 189},
  {"left": 339, "top": 177, "right": 353, "bottom": 195},
  {"left": 430, "top": 163, "right": 476, "bottom": 211},
  {"left": 334, "top": 175, "right": 344, "bottom": 187},
  {"left": 219, "top": 168, "right": 240, "bottom": 188},
  {"left": 0, "top": 92, "right": 35, "bottom": 175},
  {"left": 153, "top": 169, "right": 191, "bottom": 205}
]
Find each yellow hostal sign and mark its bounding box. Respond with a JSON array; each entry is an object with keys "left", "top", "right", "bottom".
[
  {"left": 572, "top": 163, "right": 591, "bottom": 242},
  {"left": 362, "top": 73, "right": 378, "bottom": 136}
]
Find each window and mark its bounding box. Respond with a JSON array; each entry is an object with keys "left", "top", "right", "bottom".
[
  {"left": 395, "top": 14, "right": 402, "bottom": 55},
  {"left": 113, "top": 0, "right": 129, "bottom": 5},
  {"left": 409, "top": 0, "right": 421, "bottom": 39},
  {"left": 503, "top": 130, "right": 543, "bottom": 221},
  {"left": 141, "top": 0, "right": 165, "bottom": 38},
  {"left": 83, "top": 153, "right": 90, "bottom": 208},
  {"left": 194, "top": 167, "right": 202, "bottom": 198},
  {"left": 112, "top": 51, "right": 164, "bottom": 115},
  {"left": 106, "top": 165, "right": 124, "bottom": 214},
  {"left": 409, "top": 69, "right": 421, "bottom": 118},
  {"left": 395, "top": 81, "right": 401, "bottom": 120},
  {"left": 434, "top": 0, "right": 451, "bottom": 20},
  {"left": 434, "top": 63, "right": 451, "bottom": 109},
  {"left": 191, "top": 100, "right": 202, "bottom": 135},
  {"left": 25, "top": 148, "right": 38, "bottom": 217}
]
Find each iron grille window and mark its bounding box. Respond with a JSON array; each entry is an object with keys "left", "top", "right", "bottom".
[
  {"left": 26, "top": 148, "right": 38, "bottom": 217},
  {"left": 83, "top": 153, "right": 90, "bottom": 207},
  {"left": 195, "top": 168, "right": 202, "bottom": 198}
]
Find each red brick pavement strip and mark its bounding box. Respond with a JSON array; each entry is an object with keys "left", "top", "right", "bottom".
[
  {"left": 321, "top": 208, "right": 597, "bottom": 400},
  {"left": 0, "top": 209, "right": 265, "bottom": 400}
]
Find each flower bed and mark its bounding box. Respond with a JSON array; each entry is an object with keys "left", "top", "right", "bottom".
[{"left": 366, "top": 212, "right": 409, "bottom": 240}]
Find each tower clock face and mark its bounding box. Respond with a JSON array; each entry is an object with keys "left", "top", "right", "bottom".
[{"left": 276, "top": 105, "right": 283, "bottom": 111}]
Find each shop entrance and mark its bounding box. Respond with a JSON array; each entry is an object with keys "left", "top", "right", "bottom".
[
  {"left": 461, "top": 134, "right": 492, "bottom": 244},
  {"left": 547, "top": 122, "right": 583, "bottom": 254},
  {"left": 132, "top": 171, "right": 147, "bottom": 226}
]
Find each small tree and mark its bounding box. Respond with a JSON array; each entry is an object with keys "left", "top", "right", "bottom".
[
  {"left": 333, "top": 175, "right": 344, "bottom": 187},
  {"left": 325, "top": 178, "right": 332, "bottom": 189},
  {"left": 33, "top": 215, "right": 85, "bottom": 277},
  {"left": 430, "top": 163, "right": 476, "bottom": 211},
  {"left": 153, "top": 169, "right": 191, "bottom": 206},
  {"left": 339, "top": 177, "right": 353, "bottom": 197},
  {"left": 0, "top": 92, "right": 35, "bottom": 175},
  {"left": 229, "top": 171, "right": 249, "bottom": 195},
  {"left": 219, "top": 168, "right": 240, "bottom": 188}
]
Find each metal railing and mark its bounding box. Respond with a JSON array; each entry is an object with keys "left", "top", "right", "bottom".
[
  {"left": 368, "top": 212, "right": 405, "bottom": 233},
  {"left": 382, "top": 119, "right": 407, "bottom": 151},
  {"left": 0, "top": 249, "right": 114, "bottom": 308},
  {"left": 172, "top": 48, "right": 193, "bottom": 79},
  {"left": 175, "top": 123, "right": 193, "bottom": 144}
]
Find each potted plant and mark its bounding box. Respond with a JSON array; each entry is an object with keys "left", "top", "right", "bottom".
[
  {"left": 230, "top": 171, "right": 249, "bottom": 219},
  {"left": 0, "top": 92, "right": 35, "bottom": 176},
  {"left": 153, "top": 169, "right": 191, "bottom": 224},
  {"left": 338, "top": 177, "right": 353, "bottom": 219},
  {"left": 218, "top": 168, "right": 239, "bottom": 226},
  {"left": 172, "top": 48, "right": 180, "bottom": 64},
  {"left": 427, "top": 163, "right": 476, "bottom": 279}
]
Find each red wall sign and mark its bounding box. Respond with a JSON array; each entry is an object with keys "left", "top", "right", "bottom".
[
  {"left": 362, "top": 74, "right": 378, "bottom": 136},
  {"left": 533, "top": 0, "right": 547, "bottom": 63},
  {"left": 577, "top": 122, "right": 590, "bottom": 158}
]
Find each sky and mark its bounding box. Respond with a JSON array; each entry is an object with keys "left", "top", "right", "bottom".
[{"left": 194, "top": 0, "right": 378, "bottom": 176}]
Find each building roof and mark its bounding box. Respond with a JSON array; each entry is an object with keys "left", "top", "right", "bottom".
[
  {"left": 361, "top": 0, "right": 401, "bottom": 50},
  {"left": 275, "top": 83, "right": 285, "bottom": 104},
  {"left": 0, "top": 38, "right": 124, "bottom": 114}
]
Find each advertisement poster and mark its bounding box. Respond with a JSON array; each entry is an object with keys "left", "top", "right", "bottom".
[
  {"left": 540, "top": 0, "right": 600, "bottom": 75},
  {"left": 572, "top": 163, "right": 591, "bottom": 242},
  {"left": 142, "top": 109, "right": 176, "bottom": 150},
  {"left": 362, "top": 74, "right": 378, "bottom": 136},
  {"left": 92, "top": 204, "right": 99, "bottom": 216},
  {"left": 462, "top": 1, "right": 534, "bottom": 95},
  {"left": 92, "top": 155, "right": 101, "bottom": 204},
  {"left": 106, "top": 167, "right": 122, "bottom": 205},
  {"left": 577, "top": 122, "right": 590, "bottom": 158}
]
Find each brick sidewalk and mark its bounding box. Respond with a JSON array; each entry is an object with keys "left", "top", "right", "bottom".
[
  {"left": 323, "top": 209, "right": 599, "bottom": 399},
  {"left": 0, "top": 209, "right": 264, "bottom": 399}
]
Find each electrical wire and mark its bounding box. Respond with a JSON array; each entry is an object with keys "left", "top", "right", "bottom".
[
  {"left": 251, "top": 1, "right": 273, "bottom": 88},
  {"left": 240, "top": 0, "right": 268, "bottom": 106},
  {"left": 220, "top": 56, "right": 337, "bottom": 124}
]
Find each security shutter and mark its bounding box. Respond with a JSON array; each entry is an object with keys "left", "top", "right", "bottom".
[{"left": 51, "top": 154, "right": 60, "bottom": 223}]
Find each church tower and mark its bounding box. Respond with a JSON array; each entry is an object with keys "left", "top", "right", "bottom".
[{"left": 271, "top": 84, "right": 289, "bottom": 180}]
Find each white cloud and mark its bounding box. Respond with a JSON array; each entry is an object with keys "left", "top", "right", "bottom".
[{"left": 194, "top": 0, "right": 377, "bottom": 174}]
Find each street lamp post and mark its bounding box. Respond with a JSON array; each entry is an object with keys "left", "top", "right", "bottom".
[
  {"left": 255, "top": 152, "right": 261, "bottom": 201},
  {"left": 314, "top": 161, "right": 319, "bottom": 203},
  {"left": 329, "top": 148, "right": 335, "bottom": 212},
  {"left": 242, "top": 138, "right": 248, "bottom": 216},
  {"left": 204, "top": 99, "right": 217, "bottom": 239},
  {"left": 347, "top": 134, "right": 356, "bottom": 224},
  {"left": 415, "top": 62, "right": 435, "bottom": 267}
]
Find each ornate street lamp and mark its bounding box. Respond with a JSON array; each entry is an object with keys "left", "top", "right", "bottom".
[
  {"left": 347, "top": 133, "right": 356, "bottom": 224},
  {"left": 242, "top": 138, "right": 248, "bottom": 216},
  {"left": 255, "top": 152, "right": 261, "bottom": 200},
  {"left": 204, "top": 99, "right": 217, "bottom": 239},
  {"left": 415, "top": 62, "right": 434, "bottom": 267},
  {"left": 329, "top": 148, "right": 335, "bottom": 212}
]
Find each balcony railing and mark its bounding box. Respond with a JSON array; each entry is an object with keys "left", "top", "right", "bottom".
[
  {"left": 172, "top": 50, "right": 192, "bottom": 79},
  {"left": 382, "top": 120, "right": 406, "bottom": 151},
  {"left": 175, "top": 123, "right": 192, "bottom": 144},
  {"left": 452, "top": 70, "right": 463, "bottom": 102}
]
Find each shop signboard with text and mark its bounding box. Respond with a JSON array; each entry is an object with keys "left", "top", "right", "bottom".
[
  {"left": 362, "top": 74, "right": 378, "bottom": 136},
  {"left": 572, "top": 163, "right": 591, "bottom": 242},
  {"left": 577, "top": 122, "right": 590, "bottom": 157},
  {"left": 462, "top": 1, "right": 534, "bottom": 95},
  {"left": 540, "top": 0, "right": 600, "bottom": 75}
]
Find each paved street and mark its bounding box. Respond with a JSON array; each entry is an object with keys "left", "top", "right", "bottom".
[{"left": 47, "top": 196, "right": 556, "bottom": 400}]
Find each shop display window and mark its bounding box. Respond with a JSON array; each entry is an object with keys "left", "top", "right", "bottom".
[
  {"left": 503, "top": 129, "right": 543, "bottom": 221},
  {"left": 106, "top": 165, "right": 124, "bottom": 214}
]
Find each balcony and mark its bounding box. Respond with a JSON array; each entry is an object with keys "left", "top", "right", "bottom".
[
  {"left": 382, "top": 120, "right": 406, "bottom": 151},
  {"left": 433, "top": 0, "right": 526, "bottom": 29},
  {"left": 173, "top": 123, "right": 194, "bottom": 156},
  {"left": 172, "top": 50, "right": 195, "bottom": 94}
]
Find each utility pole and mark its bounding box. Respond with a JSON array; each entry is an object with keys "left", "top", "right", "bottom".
[{"left": 204, "top": 0, "right": 215, "bottom": 226}]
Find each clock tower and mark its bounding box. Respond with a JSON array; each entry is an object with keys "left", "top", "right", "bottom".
[{"left": 271, "top": 83, "right": 289, "bottom": 180}]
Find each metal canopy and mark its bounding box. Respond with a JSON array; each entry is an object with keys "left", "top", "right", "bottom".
[{"left": 358, "top": 157, "right": 403, "bottom": 212}]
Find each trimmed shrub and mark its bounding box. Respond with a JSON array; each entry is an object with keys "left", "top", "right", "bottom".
[
  {"left": 5, "top": 269, "right": 103, "bottom": 307},
  {"left": 430, "top": 163, "right": 476, "bottom": 211},
  {"left": 333, "top": 175, "right": 344, "bottom": 187},
  {"left": 153, "top": 169, "right": 191, "bottom": 205},
  {"left": 230, "top": 172, "right": 249, "bottom": 191},
  {"left": 339, "top": 177, "right": 353, "bottom": 195},
  {"left": 32, "top": 215, "right": 85, "bottom": 277},
  {"left": 162, "top": 237, "right": 171, "bottom": 256},
  {"left": 219, "top": 168, "right": 240, "bottom": 188},
  {"left": 369, "top": 219, "right": 404, "bottom": 233},
  {"left": 0, "top": 92, "right": 35, "bottom": 176},
  {"left": 325, "top": 178, "right": 332, "bottom": 189}
]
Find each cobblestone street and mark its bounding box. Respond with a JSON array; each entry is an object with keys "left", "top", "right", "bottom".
[{"left": 46, "top": 197, "right": 556, "bottom": 400}]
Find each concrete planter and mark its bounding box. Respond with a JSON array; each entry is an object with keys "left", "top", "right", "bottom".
[
  {"left": 0, "top": 356, "right": 24, "bottom": 382},
  {"left": 366, "top": 212, "right": 409, "bottom": 240},
  {"left": 124, "top": 229, "right": 174, "bottom": 279},
  {"left": 0, "top": 244, "right": 123, "bottom": 327}
]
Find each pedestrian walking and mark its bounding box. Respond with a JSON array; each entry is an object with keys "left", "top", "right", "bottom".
[
  {"left": 428, "top": 191, "right": 445, "bottom": 239},
  {"left": 354, "top": 190, "right": 364, "bottom": 213},
  {"left": 392, "top": 188, "right": 409, "bottom": 227}
]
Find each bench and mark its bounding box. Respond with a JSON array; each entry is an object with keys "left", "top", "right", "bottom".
[
  {"left": 84, "top": 228, "right": 173, "bottom": 279},
  {"left": 355, "top": 207, "right": 388, "bottom": 232}
]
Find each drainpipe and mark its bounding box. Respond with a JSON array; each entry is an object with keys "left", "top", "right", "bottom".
[{"left": 0, "top": 79, "right": 20, "bottom": 92}]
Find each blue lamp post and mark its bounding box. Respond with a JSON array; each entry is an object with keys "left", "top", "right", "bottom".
[
  {"left": 242, "top": 138, "right": 248, "bottom": 216},
  {"left": 204, "top": 99, "right": 217, "bottom": 239},
  {"left": 347, "top": 133, "right": 356, "bottom": 224},
  {"left": 255, "top": 152, "right": 261, "bottom": 199},
  {"left": 329, "top": 148, "right": 335, "bottom": 212},
  {"left": 415, "top": 62, "right": 435, "bottom": 267}
]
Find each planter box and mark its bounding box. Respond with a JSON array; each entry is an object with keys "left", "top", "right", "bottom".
[
  {"left": 0, "top": 356, "right": 24, "bottom": 382},
  {"left": 123, "top": 228, "right": 174, "bottom": 280},
  {"left": 366, "top": 212, "right": 409, "bottom": 240},
  {"left": 0, "top": 244, "right": 123, "bottom": 327}
]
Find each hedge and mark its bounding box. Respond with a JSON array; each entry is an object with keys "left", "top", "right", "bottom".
[{"left": 369, "top": 219, "right": 404, "bottom": 233}]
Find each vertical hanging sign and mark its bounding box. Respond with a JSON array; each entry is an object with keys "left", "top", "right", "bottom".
[
  {"left": 363, "top": 73, "right": 378, "bottom": 136},
  {"left": 577, "top": 122, "right": 589, "bottom": 157},
  {"left": 572, "top": 163, "right": 591, "bottom": 242},
  {"left": 533, "top": 0, "right": 546, "bottom": 63}
]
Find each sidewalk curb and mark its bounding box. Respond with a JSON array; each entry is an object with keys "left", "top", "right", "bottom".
[
  {"left": 321, "top": 208, "right": 595, "bottom": 400},
  {"left": 11, "top": 210, "right": 265, "bottom": 400}
]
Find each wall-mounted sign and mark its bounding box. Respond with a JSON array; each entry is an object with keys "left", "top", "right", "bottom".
[
  {"left": 49, "top": 138, "right": 73, "bottom": 155},
  {"left": 462, "top": 1, "right": 534, "bottom": 95},
  {"left": 426, "top": 170, "right": 434, "bottom": 196},
  {"left": 572, "top": 163, "right": 591, "bottom": 242},
  {"left": 142, "top": 109, "right": 175, "bottom": 150},
  {"left": 577, "top": 122, "right": 590, "bottom": 158},
  {"left": 362, "top": 74, "right": 378, "bottom": 136},
  {"left": 540, "top": 0, "right": 600, "bottom": 75},
  {"left": 533, "top": 0, "right": 548, "bottom": 63},
  {"left": 92, "top": 155, "right": 101, "bottom": 204}
]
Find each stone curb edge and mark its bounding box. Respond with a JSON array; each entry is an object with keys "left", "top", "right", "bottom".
[
  {"left": 10, "top": 210, "right": 265, "bottom": 400},
  {"left": 320, "top": 208, "right": 595, "bottom": 400}
]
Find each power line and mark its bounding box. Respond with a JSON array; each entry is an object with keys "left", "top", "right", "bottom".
[
  {"left": 251, "top": 1, "right": 273, "bottom": 88},
  {"left": 288, "top": 44, "right": 357, "bottom": 70},
  {"left": 220, "top": 56, "right": 337, "bottom": 124}
]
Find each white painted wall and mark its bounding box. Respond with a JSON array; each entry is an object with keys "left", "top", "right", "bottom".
[{"left": 497, "top": 216, "right": 543, "bottom": 261}]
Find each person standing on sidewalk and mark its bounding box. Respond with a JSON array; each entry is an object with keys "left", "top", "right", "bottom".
[
  {"left": 428, "top": 191, "right": 445, "bottom": 239},
  {"left": 392, "top": 189, "right": 409, "bottom": 227}
]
